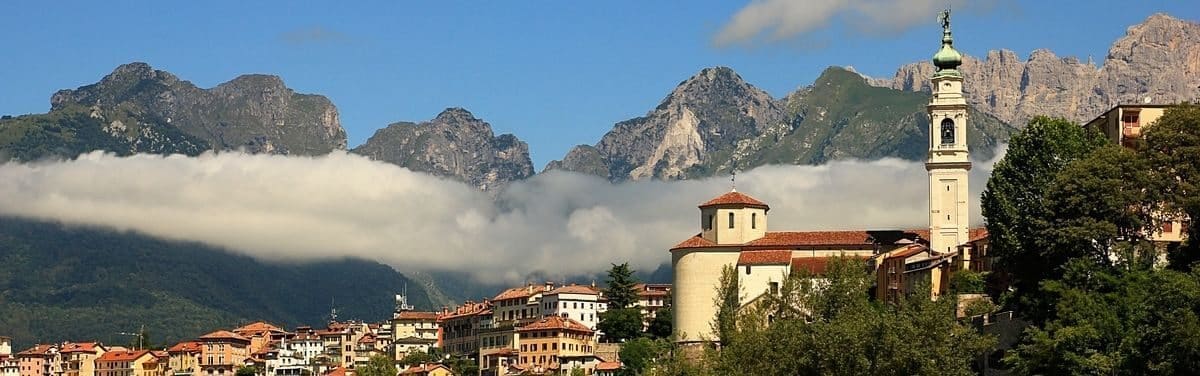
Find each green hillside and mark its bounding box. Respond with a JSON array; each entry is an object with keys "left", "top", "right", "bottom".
[{"left": 0, "top": 217, "right": 431, "bottom": 348}]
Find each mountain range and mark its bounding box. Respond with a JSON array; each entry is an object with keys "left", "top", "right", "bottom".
[{"left": 0, "top": 13, "right": 1197, "bottom": 346}]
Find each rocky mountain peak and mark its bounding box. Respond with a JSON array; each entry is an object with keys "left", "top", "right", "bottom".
[
  {"left": 351, "top": 109, "right": 533, "bottom": 192},
  {"left": 433, "top": 107, "right": 479, "bottom": 123},
  {"left": 872, "top": 13, "right": 1200, "bottom": 127}
]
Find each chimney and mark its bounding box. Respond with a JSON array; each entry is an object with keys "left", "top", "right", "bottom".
[{"left": 544, "top": 281, "right": 555, "bottom": 292}]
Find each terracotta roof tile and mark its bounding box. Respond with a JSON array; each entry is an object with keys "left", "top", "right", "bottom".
[
  {"left": 199, "top": 330, "right": 250, "bottom": 342},
  {"left": 233, "top": 322, "right": 285, "bottom": 336},
  {"left": 670, "top": 234, "right": 717, "bottom": 250},
  {"left": 97, "top": 350, "right": 151, "bottom": 362},
  {"left": 699, "top": 191, "right": 769, "bottom": 209},
  {"left": 596, "top": 361, "right": 622, "bottom": 371},
  {"left": 546, "top": 284, "right": 600, "bottom": 296},
  {"left": 59, "top": 342, "right": 101, "bottom": 353},
  {"left": 396, "top": 311, "right": 440, "bottom": 320},
  {"left": 885, "top": 244, "right": 928, "bottom": 260},
  {"left": 323, "top": 366, "right": 347, "bottom": 376},
  {"left": 493, "top": 286, "right": 536, "bottom": 301},
  {"left": 17, "top": 345, "right": 57, "bottom": 356},
  {"left": 737, "top": 250, "right": 793, "bottom": 265},
  {"left": 517, "top": 316, "right": 593, "bottom": 334},
  {"left": 167, "top": 341, "right": 201, "bottom": 353},
  {"left": 747, "top": 231, "right": 876, "bottom": 247}
]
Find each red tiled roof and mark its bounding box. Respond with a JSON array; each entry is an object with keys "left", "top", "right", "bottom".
[
  {"left": 747, "top": 231, "right": 876, "bottom": 247},
  {"left": 493, "top": 286, "right": 537, "bottom": 301},
  {"left": 517, "top": 316, "right": 593, "bottom": 334},
  {"left": 233, "top": 322, "right": 285, "bottom": 336},
  {"left": 59, "top": 342, "right": 101, "bottom": 353},
  {"left": 357, "top": 334, "right": 376, "bottom": 344},
  {"left": 199, "top": 330, "right": 250, "bottom": 342},
  {"left": 151, "top": 351, "right": 169, "bottom": 359},
  {"left": 670, "top": 234, "right": 718, "bottom": 250},
  {"left": 438, "top": 301, "right": 492, "bottom": 320},
  {"left": 323, "top": 366, "right": 347, "bottom": 376},
  {"left": 17, "top": 345, "right": 56, "bottom": 356},
  {"left": 699, "top": 191, "right": 769, "bottom": 209},
  {"left": 885, "top": 244, "right": 928, "bottom": 260},
  {"left": 596, "top": 361, "right": 622, "bottom": 371},
  {"left": 967, "top": 228, "right": 989, "bottom": 243},
  {"left": 737, "top": 250, "right": 793, "bottom": 265},
  {"left": 97, "top": 350, "right": 151, "bottom": 362},
  {"left": 791, "top": 256, "right": 868, "bottom": 275},
  {"left": 400, "top": 363, "right": 451, "bottom": 375},
  {"left": 546, "top": 284, "right": 600, "bottom": 296},
  {"left": 396, "top": 311, "right": 440, "bottom": 320},
  {"left": 167, "top": 341, "right": 201, "bottom": 354}
]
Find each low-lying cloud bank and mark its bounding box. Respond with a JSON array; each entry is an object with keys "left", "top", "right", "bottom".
[{"left": 0, "top": 149, "right": 1001, "bottom": 283}]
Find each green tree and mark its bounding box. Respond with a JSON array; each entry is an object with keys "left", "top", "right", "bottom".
[
  {"left": 235, "top": 366, "right": 257, "bottom": 376},
  {"left": 646, "top": 307, "right": 672, "bottom": 339},
  {"left": 618, "top": 337, "right": 669, "bottom": 376},
  {"left": 604, "top": 262, "right": 640, "bottom": 309},
  {"left": 397, "top": 350, "right": 436, "bottom": 367},
  {"left": 981, "top": 116, "right": 1108, "bottom": 315},
  {"left": 599, "top": 308, "right": 645, "bottom": 343},
  {"left": 570, "top": 367, "right": 586, "bottom": 376},
  {"left": 1005, "top": 261, "right": 1200, "bottom": 375},
  {"left": 949, "top": 269, "right": 986, "bottom": 294},
  {"left": 703, "top": 257, "right": 994, "bottom": 375},
  {"left": 445, "top": 354, "right": 478, "bottom": 376},
  {"left": 1142, "top": 104, "right": 1200, "bottom": 268},
  {"left": 355, "top": 355, "right": 396, "bottom": 376},
  {"left": 711, "top": 265, "right": 741, "bottom": 345}
]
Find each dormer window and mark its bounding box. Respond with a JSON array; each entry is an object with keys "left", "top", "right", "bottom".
[
  {"left": 728, "top": 212, "right": 735, "bottom": 229},
  {"left": 940, "top": 118, "right": 955, "bottom": 145}
]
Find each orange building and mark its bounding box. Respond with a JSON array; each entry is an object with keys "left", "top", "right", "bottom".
[
  {"left": 94, "top": 350, "right": 162, "bottom": 376},
  {"left": 514, "top": 316, "right": 595, "bottom": 374},
  {"left": 17, "top": 344, "right": 58, "bottom": 376},
  {"left": 196, "top": 331, "right": 250, "bottom": 375},
  {"left": 165, "top": 342, "right": 201, "bottom": 376},
  {"left": 232, "top": 322, "right": 286, "bottom": 356},
  {"left": 57, "top": 343, "right": 108, "bottom": 376}
]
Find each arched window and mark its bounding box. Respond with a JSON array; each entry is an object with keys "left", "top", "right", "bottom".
[
  {"left": 941, "top": 118, "right": 956, "bottom": 145},
  {"left": 728, "top": 212, "right": 735, "bottom": 229},
  {"left": 751, "top": 213, "right": 757, "bottom": 229}
]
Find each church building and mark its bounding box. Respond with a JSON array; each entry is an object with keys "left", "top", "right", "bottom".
[{"left": 670, "top": 11, "right": 980, "bottom": 344}]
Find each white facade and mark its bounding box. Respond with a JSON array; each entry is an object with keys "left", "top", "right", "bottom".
[
  {"left": 541, "top": 288, "right": 607, "bottom": 331},
  {"left": 1, "top": 337, "right": 17, "bottom": 376},
  {"left": 926, "top": 21, "right": 971, "bottom": 256}
]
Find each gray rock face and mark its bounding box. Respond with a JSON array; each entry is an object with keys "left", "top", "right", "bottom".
[
  {"left": 875, "top": 14, "right": 1200, "bottom": 126},
  {"left": 50, "top": 62, "right": 347, "bottom": 155},
  {"left": 351, "top": 108, "right": 534, "bottom": 191},
  {"left": 546, "top": 67, "right": 787, "bottom": 181}
]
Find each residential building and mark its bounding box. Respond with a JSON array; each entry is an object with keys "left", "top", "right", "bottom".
[
  {"left": 438, "top": 301, "right": 491, "bottom": 358},
  {"left": 874, "top": 244, "right": 956, "bottom": 303},
  {"left": 593, "top": 362, "right": 621, "bottom": 376},
  {"left": 397, "top": 363, "right": 452, "bottom": 376},
  {"left": 17, "top": 344, "right": 57, "bottom": 376},
  {"left": 633, "top": 284, "right": 671, "bottom": 321},
  {"left": 232, "top": 323, "right": 286, "bottom": 356},
  {"left": 165, "top": 342, "right": 200, "bottom": 376},
  {"left": 280, "top": 329, "right": 324, "bottom": 376},
  {"left": 392, "top": 311, "right": 440, "bottom": 358},
  {"left": 56, "top": 342, "right": 108, "bottom": 376},
  {"left": 197, "top": 331, "right": 250, "bottom": 375},
  {"left": 94, "top": 350, "right": 161, "bottom": 376},
  {"left": 540, "top": 285, "right": 606, "bottom": 332},
  {"left": 1085, "top": 103, "right": 1191, "bottom": 244},
  {"left": 514, "top": 316, "right": 595, "bottom": 375},
  {"left": 2, "top": 337, "right": 18, "bottom": 376}
]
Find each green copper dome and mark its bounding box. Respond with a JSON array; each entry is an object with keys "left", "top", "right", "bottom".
[{"left": 932, "top": 10, "right": 962, "bottom": 76}]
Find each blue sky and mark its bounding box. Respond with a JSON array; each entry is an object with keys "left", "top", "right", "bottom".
[{"left": 2, "top": 1, "right": 1197, "bottom": 168}]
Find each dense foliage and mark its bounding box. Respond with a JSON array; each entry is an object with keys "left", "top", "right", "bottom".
[
  {"left": 0, "top": 217, "right": 432, "bottom": 348},
  {"left": 599, "top": 263, "right": 646, "bottom": 343},
  {"left": 354, "top": 355, "right": 396, "bottom": 376},
  {"left": 980, "top": 116, "right": 1109, "bottom": 317}
]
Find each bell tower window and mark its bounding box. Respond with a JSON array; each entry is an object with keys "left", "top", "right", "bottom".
[
  {"left": 751, "top": 213, "right": 757, "bottom": 229},
  {"left": 940, "top": 118, "right": 955, "bottom": 145},
  {"left": 728, "top": 212, "right": 735, "bottom": 229}
]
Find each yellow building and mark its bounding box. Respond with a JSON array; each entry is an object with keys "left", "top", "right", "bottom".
[
  {"left": 165, "top": 342, "right": 200, "bottom": 376},
  {"left": 232, "top": 322, "right": 286, "bottom": 356},
  {"left": 56, "top": 343, "right": 107, "bottom": 376},
  {"left": 514, "top": 316, "right": 595, "bottom": 375},
  {"left": 1085, "top": 103, "right": 1190, "bottom": 244},
  {"left": 94, "top": 351, "right": 161, "bottom": 376}
]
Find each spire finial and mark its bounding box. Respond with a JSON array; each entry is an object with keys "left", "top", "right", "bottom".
[
  {"left": 730, "top": 170, "right": 737, "bottom": 192},
  {"left": 932, "top": 8, "right": 962, "bottom": 74}
]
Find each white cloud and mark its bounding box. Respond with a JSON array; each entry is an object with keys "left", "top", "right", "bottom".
[
  {"left": 0, "top": 149, "right": 1002, "bottom": 284},
  {"left": 714, "top": 0, "right": 992, "bottom": 47}
]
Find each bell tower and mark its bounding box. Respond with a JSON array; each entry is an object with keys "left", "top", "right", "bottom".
[{"left": 926, "top": 9, "right": 970, "bottom": 255}]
